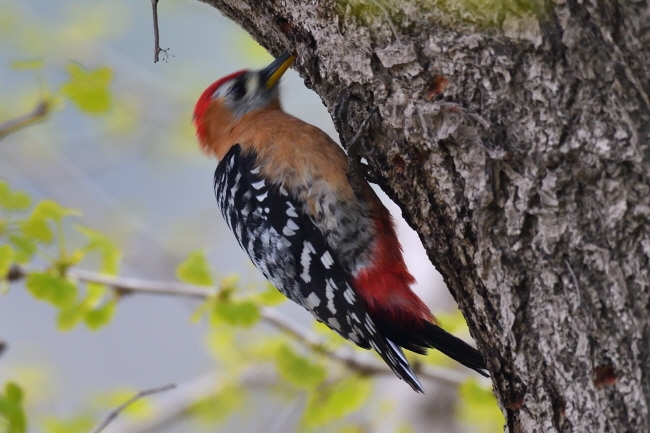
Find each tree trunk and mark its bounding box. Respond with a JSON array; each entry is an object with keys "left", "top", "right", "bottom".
[{"left": 198, "top": 0, "right": 650, "bottom": 431}]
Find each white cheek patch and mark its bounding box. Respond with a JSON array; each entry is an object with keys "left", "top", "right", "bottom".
[
  {"left": 247, "top": 75, "right": 260, "bottom": 93},
  {"left": 213, "top": 82, "right": 232, "bottom": 100}
]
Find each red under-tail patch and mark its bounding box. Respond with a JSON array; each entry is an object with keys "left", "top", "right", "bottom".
[{"left": 353, "top": 201, "right": 434, "bottom": 329}]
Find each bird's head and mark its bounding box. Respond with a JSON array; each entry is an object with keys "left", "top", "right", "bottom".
[{"left": 193, "top": 52, "right": 294, "bottom": 156}]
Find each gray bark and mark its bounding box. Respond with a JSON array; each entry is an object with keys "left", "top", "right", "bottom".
[{"left": 198, "top": 0, "right": 650, "bottom": 431}]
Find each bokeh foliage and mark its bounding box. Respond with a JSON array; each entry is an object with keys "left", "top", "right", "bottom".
[{"left": 1, "top": 168, "right": 501, "bottom": 432}]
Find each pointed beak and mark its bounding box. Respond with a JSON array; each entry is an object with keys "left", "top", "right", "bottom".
[{"left": 260, "top": 52, "right": 294, "bottom": 90}]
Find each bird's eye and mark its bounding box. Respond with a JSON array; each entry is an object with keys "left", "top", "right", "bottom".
[{"left": 229, "top": 81, "right": 246, "bottom": 101}]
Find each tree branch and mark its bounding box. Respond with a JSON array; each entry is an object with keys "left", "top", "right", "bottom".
[
  {"left": 0, "top": 100, "right": 50, "bottom": 141},
  {"left": 9, "top": 265, "right": 476, "bottom": 387},
  {"left": 90, "top": 384, "right": 176, "bottom": 433},
  {"left": 150, "top": 0, "right": 172, "bottom": 63}
]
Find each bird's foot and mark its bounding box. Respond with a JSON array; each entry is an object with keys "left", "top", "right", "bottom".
[
  {"left": 347, "top": 107, "right": 379, "bottom": 185},
  {"left": 333, "top": 93, "right": 380, "bottom": 185}
]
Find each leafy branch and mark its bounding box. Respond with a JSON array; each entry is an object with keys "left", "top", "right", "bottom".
[
  {"left": 0, "top": 181, "right": 499, "bottom": 433},
  {"left": 7, "top": 264, "right": 473, "bottom": 388}
]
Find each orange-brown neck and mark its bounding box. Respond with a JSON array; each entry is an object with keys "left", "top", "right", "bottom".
[{"left": 194, "top": 98, "right": 283, "bottom": 160}]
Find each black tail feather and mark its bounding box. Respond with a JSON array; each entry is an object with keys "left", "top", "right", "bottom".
[
  {"left": 376, "top": 318, "right": 489, "bottom": 377},
  {"left": 420, "top": 321, "right": 489, "bottom": 377}
]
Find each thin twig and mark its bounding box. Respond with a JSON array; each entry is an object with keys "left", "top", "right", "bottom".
[
  {"left": 0, "top": 100, "right": 50, "bottom": 141},
  {"left": 11, "top": 265, "right": 475, "bottom": 386},
  {"left": 151, "top": 0, "right": 172, "bottom": 63},
  {"left": 90, "top": 384, "right": 176, "bottom": 433},
  {"left": 100, "top": 369, "right": 278, "bottom": 433}
]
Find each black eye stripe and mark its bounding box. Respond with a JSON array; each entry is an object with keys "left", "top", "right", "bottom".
[{"left": 229, "top": 80, "right": 246, "bottom": 100}]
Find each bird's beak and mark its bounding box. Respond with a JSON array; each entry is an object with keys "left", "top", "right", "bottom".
[{"left": 260, "top": 52, "right": 294, "bottom": 90}]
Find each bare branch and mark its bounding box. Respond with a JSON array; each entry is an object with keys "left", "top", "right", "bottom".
[
  {"left": 91, "top": 384, "right": 176, "bottom": 433},
  {"left": 11, "top": 265, "right": 477, "bottom": 387},
  {"left": 68, "top": 268, "right": 213, "bottom": 299},
  {"left": 150, "top": 0, "right": 172, "bottom": 63},
  {"left": 98, "top": 374, "right": 215, "bottom": 433},
  {"left": 0, "top": 100, "right": 50, "bottom": 141},
  {"left": 100, "top": 369, "right": 281, "bottom": 433}
]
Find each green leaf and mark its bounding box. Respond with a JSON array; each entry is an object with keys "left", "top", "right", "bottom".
[
  {"left": 20, "top": 213, "right": 52, "bottom": 243},
  {"left": 25, "top": 272, "right": 77, "bottom": 308},
  {"left": 176, "top": 251, "right": 213, "bottom": 286},
  {"left": 0, "top": 244, "right": 14, "bottom": 278},
  {"left": 190, "top": 298, "right": 213, "bottom": 324},
  {"left": 275, "top": 345, "right": 327, "bottom": 390},
  {"left": 8, "top": 236, "right": 37, "bottom": 263},
  {"left": 211, "top": 299, "right": 260, "bottom": 327},
  {"left": 84, "top": 299, "right": 116, "bottom": 330},
  {"left": 56, "top": 302, "right": 86, "bottom": 331},
  {"left": 85, "top": 282, "right": 107, "bottom": 304},
  {"left": 0, "top": 382, "right": 27, "bottom": 433},
  {"left": 302, "top": 377, "right": 372, "bottom": 428},
  {"left": 205, "top": 327, "right": 246, "bottom": 366},
  {"left": 219, "top": 274, "right": 239, "bottom": 291},
  {"left": 246, "top": 336, "right": 286, "bottom": 362},
  {"left": 67, "top": 249, "right": 85, "bottom": 267},
  {"left": 0, "top": 182, "right": 31, "bottom": 211},
  {"left": 21, "top": 200, "right": 78, "bottom": 244},
  {"left": 58, "top": 283, "right": 112, "bottom": 330},
  {"left": 456, "top": 378, "right": 503, "bottom": 433},
  {"left": 60, "top": 63, "right": 112, "bottom": 114},
  {"left": 31, "top": 200, "right": 77, "bottom": 223},
  {"left": 10, "top": 59, "right": 44, "bottom": 70},
  {"left": 255, "top": 283, "right": 286, "bottom": 306},
  {"left": 190, "top": 384, "right": 245, "bottom": 425},
  {"left": 77, "top": 226, "right": 121, "bottom": 274},
  {"left": 42, "top": 416, "right": 94, "bottom": 433},
  {"left": 4, "top": 383, "right": 22, "bottom": 403}
]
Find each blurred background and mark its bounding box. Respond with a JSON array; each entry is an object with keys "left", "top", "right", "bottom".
[{"left": 0, "top": 0, "right": 497, "bottom": 432}]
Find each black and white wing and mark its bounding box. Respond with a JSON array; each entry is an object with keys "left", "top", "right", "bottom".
[{"left": 213, "top": 145, "right": 425, "bottom": 392}]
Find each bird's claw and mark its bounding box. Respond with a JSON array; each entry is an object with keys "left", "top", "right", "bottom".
[
  {"left": 334, "top": 94, "right": 379, "bottom": 187},
  {"left": 347, "top": 107, "right": 379, "bottom": 186}
]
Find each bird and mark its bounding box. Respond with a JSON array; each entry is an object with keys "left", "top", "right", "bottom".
[{"left": 192, "top": 51, "right": 488, "bottom": 392}]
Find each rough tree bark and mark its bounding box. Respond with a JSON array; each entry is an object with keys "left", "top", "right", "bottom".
[{"left": 197, "top": 0, "right": 650, "bottom": 431}]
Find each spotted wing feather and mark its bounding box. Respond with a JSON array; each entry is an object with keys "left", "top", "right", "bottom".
[{"left": 214, "top": 145, "right": 425, "bottom": 392}]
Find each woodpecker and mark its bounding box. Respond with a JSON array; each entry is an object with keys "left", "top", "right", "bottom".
[{"left": 193, "top": 52, "right": 488, "bottom": 392}]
